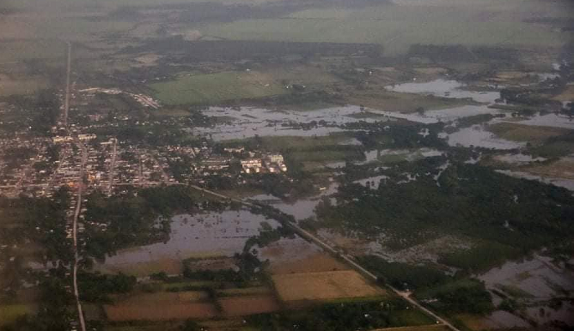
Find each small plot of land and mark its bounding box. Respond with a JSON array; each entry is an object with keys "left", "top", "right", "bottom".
[
  {"left": 525, "top": 157, "right": 574, "bottom": 180},
  {"left": 0, "top": 74, "right": 48, "bottom": 96},
  {"left": 268, "top": 252, "right": 350, "bottom": 274},
  {"left": 272, "top": 270, "right": 385, "bottom": 302},
  {"left": 220, "top": 295, "right": 280, "bottom": 317},
  {"left": 105, "top": 302, "right": 218, "bottom": 322},
  {"left": 0, "top": 304, "right": 36, "bottom": 326},
  {"left": 488, "top": 122, "right": 569, "bottom": 143},
  {"left": 95, "top": 258, "right": 183, "bottom": 276},
  {"left": 104, "top": 290, "right": 220, "bottom": 322},
  {"left": 553, "top": 84, "right": 574, "bottom": 102},
  {"left": 371, "top": 325, "right": 452, "bottom": 331},
  {"left": 150, "top": 71, "right": 287, "bottom": 105}
]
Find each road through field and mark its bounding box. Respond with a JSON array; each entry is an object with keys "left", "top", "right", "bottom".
[{"left": 188, "top": 184, "right": 460, "bottom": 331}]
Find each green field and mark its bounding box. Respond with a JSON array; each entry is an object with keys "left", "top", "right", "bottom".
[
  {"left": 198, "top": 0, "right": 569, "bottom": 55},
  {"left": 150, "top": 71, "right": 287, "bottom": 105}
]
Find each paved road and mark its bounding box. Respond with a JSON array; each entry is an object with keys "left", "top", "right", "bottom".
[
  {"left": 72, "top": 140, "right": 87, "bottom": 331},
  {"left": 189, "top": 184, "right": 460, "bottom": 331},
  {"left": 62, "top": 40, "right": 87, "bottom": 331},
  {"left": 63, "top": 42, "right": 72, "bottom": 126}
]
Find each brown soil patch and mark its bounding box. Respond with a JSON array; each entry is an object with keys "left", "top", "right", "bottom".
[
  {"left": 525, "top": 157, "right": 574, "bottom": 180},
  {"left": 272, "top": 270, "right": 386, "bottom": 302},
  {"left": 105, "top": 302, "right": 217, "bottom": 321},
  {"left": 269, "top": 252, "right": 349, "bottom": 275},
  {"left": 219, "top": 295, "right": 280, "bottom": 317}
]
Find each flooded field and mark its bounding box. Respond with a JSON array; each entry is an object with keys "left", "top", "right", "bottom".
[
  {"left": 496, "top": 169, "right": 574, "bottom": 191},
  {"left": 511, "top": 113, "right": 574, "bottom": 130},
  {"left": 247, "top": 182, "right": 339, "bottom": 220},
  {"left": 447, "top": 124, "right": 525, "bottom": 150},
  {"left": 386, "top": 79, "right": 500, "bottom": 104},
  {"left": 494, "top": 153, "right": 547, "bottom": 165},
  {"left": 101, "top": 210, "right": 279, "bottom": 270},
  {"left": 195, "top": 106, "right": 387, "bottom": 140},
  {"left": 478, "top": 254, "right": 574, "bottom": 326}
]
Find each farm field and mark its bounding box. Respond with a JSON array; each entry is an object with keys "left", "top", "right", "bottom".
[
  {"left": 272, "top": 270, "right": 386, "bottom": 302},
  {"left": 488, "top": 122, "right": 570, "bottom": 143},
  {"left": 95, "top": 258, "right": 184, "bottom": 276},
  {"left": 0, "top": 75, "right": 49, "bottom": 97},
  {"left": 220, "top": 295, "right": 281, "bottom": 317},
  {"left": 524, "top": 157, "right": 574, "bottom": 180},
  {"left": 371, "top": 325, "right": 451, "bottom": 331},
  {"left": 0, "top": 304, "right": 36, "bottom": 326},
  {"left": 197, "top": 0, "right": 569, "bottom": 56},
  {"left": 267, "top": 252, "right": 350, "bottom": 275},
  {"left": 149, "top": 71, "right": 287, "bottom": 105},
  {"left": 105, "top": 302, "right": 218, "bottom": 321}
]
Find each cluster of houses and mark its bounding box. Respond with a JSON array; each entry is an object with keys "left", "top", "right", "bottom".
[{"left": 241, "top": 154, "right": 287, "bottom": 174}]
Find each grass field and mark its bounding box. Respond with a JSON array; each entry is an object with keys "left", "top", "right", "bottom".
[
  {"left": 0, "top": 75, "right": 48, "bottom": 96},
  {"left": 95, "top": 258, "right": 184, "bottom": 276},
  {"left": 267, "top": 252, "right": 349, "bottom": 275},
  {"left": 0, "top": 304, "right": 36, "bottom": 326},
  {"left": 198, "top": 0, "right": 568, "bottom": 55},
  {"left": 105, "top": 302, "right": 218, "bottom": 321},
  {"left": 488, "top": 122, "right": 569, "bottom": 143},
  {"left": 272, "top": 270, "right": 385, "bottom": 302},
  {"left": 150, "top": 71, "right": 287, "bottom": 105}
]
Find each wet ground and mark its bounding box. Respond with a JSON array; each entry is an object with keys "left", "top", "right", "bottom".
[{"left": 102, "top": 210, "right": 279, "bottom": 267}]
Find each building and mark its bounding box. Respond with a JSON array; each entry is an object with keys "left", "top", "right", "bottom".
[{"left": 241, "top": 159, "right": 262, "bottom": 174}]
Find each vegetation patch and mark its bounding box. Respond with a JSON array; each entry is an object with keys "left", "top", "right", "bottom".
[
  {"left": 488, "top": 122, "right": 569, "bottom": 143},
  {"left": 150, "top": 71, "right": 287, "bottom": 106}
]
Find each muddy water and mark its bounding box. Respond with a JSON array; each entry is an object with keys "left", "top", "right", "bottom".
[
  {"left": 353, "top": 175, "right": 388, "bottom": 189},
  {"left": 496, "top": 169, "right": 574, "bottom": 191},
  {"left": 495, "top": 153, "right": 547, "bottom": 164},
  {"left": 102, "top": 210, "right": 279, "bottom": 266},
  {"left": 512, "top": 113, "right": 574, "bottom": 130},
  {"left": 447, "top": 124, "right": 525, "bottom": 150},
  {"left": 247, "top": 182, "right": 339, "bottom": 220},
  {"left": 479, "top": 254, "right": 574, "bottom": 326},
  {"left": 195, "top": 106, "right": 388, "bottom": 141},
  {"left": 385, "top": 79, "right": 500, "bottom": 104},
  {"left": 479, "top": 254, "right": 574, "bottom": 299}
]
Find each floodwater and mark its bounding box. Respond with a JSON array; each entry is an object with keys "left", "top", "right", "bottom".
[
  {"left": 511, "top": 113, "right": 574, "bottom": 130},
  {"left": 447, "top": 124, "right": 525, "bottom": 150},
  {"left": 102, "top": 210, "right": 278, "bottom": 266},
  {"left": 496, "top": 169, "right": 574, "bottom": 191},
  {"left": 385, "top": 79, "right": 500, "bottom": 104},
  {"left": 358, "top": 148, "right": 443, "bottom": 164},
  {"left": 247, "top": 182, "right": 339, "bottom": 220},
  {"left": 353, "top": 175, "right": 388, "bottom": 189},
  {"left": 196, "top": 106, "right": 388, "bottom": 140},
  {"left": 479, "top": 254, "right": 574, "bottom": 299},
  {"left": 479, "top": 254, "right": 574, "bottom": 326},
  {"left": 495, "top": 153, "right": 547, "bottom": 164}
]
